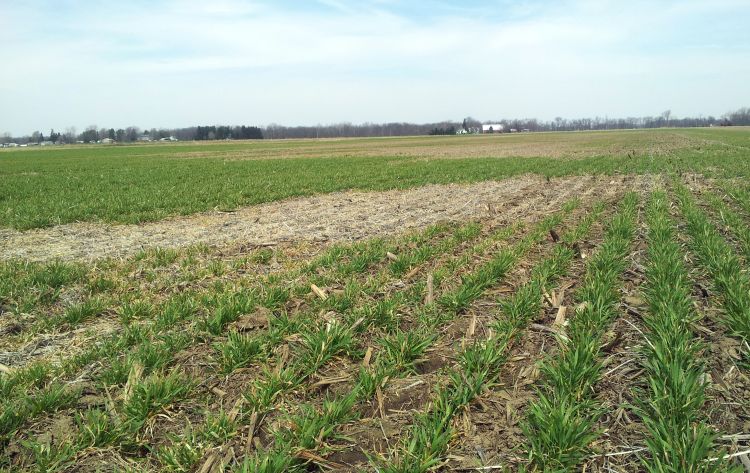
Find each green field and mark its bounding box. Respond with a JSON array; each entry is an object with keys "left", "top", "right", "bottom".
[
  {"left": 2, "top": 128, "right": 750, "bottom": 472},
  {"left": 2, "top": 128, "right": 749, "bottom": 229}
]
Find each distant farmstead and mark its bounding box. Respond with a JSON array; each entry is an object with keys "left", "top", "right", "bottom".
[{"left": 482, "top": 124, "right": 504, "bottom": 133}]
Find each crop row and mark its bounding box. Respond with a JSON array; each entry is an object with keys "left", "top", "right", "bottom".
[
  {"left": 636, "top": 191, "right": 736, "bottom": 472},
  {"left": 522, "top": 192, "right": 638, "bottom": 470},
  {"left": 158, "top": 205, "right": 579, "bottom": 472},
  {"left": 675, "top": 183, "right": 750, "bottom": 360},
  {"left": 0, "top": 222, "right": 472, "bottom": 466},
  {"left": 372, "top": 199, "right": 615, "bottom": 473},
  {"left": 231, "top": 201, "right": 590, "bottom": 472},
  {"left": 0, "top": 217, "right": 517, "bottom": 469}
]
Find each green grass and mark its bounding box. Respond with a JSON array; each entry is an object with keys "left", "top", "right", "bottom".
[
  {"left": 375, "top": 200, "right": 606, "bottom": 473},
  {"left": 676, "top": 183, "right": 750, "bottom": 355},
  {"left": 523, "top": 193, "right": 638, "bottom": 471},
  {"left": 213, "top": 201, "right": 581, "bottom": 472},
  {"left": 1, "top": 128, "right": 748, "bottom": 229},
  {"left": 636, "top": 191, "right": 735, "bottom": 473}
]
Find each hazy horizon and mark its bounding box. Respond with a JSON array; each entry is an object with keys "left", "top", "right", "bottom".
[{"left": 2, "top": 0, "right": 749, "bottom": 136}]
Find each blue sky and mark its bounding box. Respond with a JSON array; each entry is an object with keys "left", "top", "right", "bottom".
[{"left": 1, "top": 0, "right": 749, "bottom": 135}]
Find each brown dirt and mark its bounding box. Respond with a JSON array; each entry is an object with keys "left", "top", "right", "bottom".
[{"left": 1, "top": 175, "right": 644, "bottom": 263}]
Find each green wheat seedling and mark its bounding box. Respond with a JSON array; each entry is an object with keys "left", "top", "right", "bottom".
[
  {"left": 233, "top": 452, "right": 293, "bottom": 473},
  {"left": 61, "top": 297, "right": 106, "bottom": 326},
  {"left": 0, "top": 380, "right": 79, "bottom": 443},
  {"left": 241, "top": 202, "right": 591, "bottom": 471},
  {"left": 523, "top": 193, "right": 638, "bottom": 471},
  {"left": 374, "top": 202, "right": 604, "bottom": 473},
  {"left": 238, "top": 220, "right": 507, "bottom": 419},
  {"left": 390, "top": 222, "right": 480, "bottom": 276},
  {"left": 75, "top": 408, "right": 125, "bottom": 448},
  {"left": 19, "top": 438, "right": 76, "bottom": 473},
  {"left": 703, "top": 189, "right": 750, "bottom": 261},
  {"left": 723, "top": 183, "right": 750, "bottom": 217},
  {"left": 223, "top": 212, "right": 548, "bottom": 470},
  {"left": 379, "top": 329, "right": 437, "bottom": 374},
  {"left": 675, "top": 183, "right": 750, "bottom": 355},
  {"left": 122, "top": 370, "right": 194, "bottom": 429},
  {"left": 243, "top": 366, "right": 298, "bottom": 413},
  {"left": 0, "top": 232, "right": 404, "bottom": 444},
  {"left": 215, "top": 331, "right": 264, "bottom": 373},
  {"left": 153, "top": 294, "right": 197, "bottom": 330},
  {"left": 0, "top": 259, "right": 86, "bottom": 317},
  {"left": 155, "top": 427, "right": 207, "bottom": 472},
  {"left": 200, "top": 290, "right": 258, "bottom": 335},
  {"left": 634, "top": 191, "right": 736, "bottom": 472},
  {"left": 14, "top": 212, "right": 516, "bottom": 466},
  {"left": 164, "top": 416, "right": 235, "bottom": 470},
  {"left": 26, "top": 382, "right": 79, "bottom": 417},
  {"left": 118, "top": 300, "right": 155, "bottom": 324}
]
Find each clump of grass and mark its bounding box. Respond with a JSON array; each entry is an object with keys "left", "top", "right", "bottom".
[
  {"left": 147, "top": 201, "right": 576, "bottom": 469},
  {"left": 200, "top": 290, "right": 256, "bottom": 335},
  {"left": 20, "top": 438, "right": 76, "bottom": 473},
  {"left": 243, "top": 367, "right": 297, "bottom": 413},
  {"left": 155, "top": 427, "right": 205, "bottom": 472},
  {"left": 62, "top": 297, "right": 106, "bottom": 326},
  {"left": 75, "top": 408, "right": 124, "bottom": 447},
  {"left": 704, "top": 190, "right": 750, "bottom": 261},
  {"left": 154, "top": 294, "right": 197, "bottom": 330},
  {"left": 146, "top": 247, "right": 180, "bottom": 267},
  {"left": 0, "top": 259, "right": 86, "bottom": 312},
  {"left": 250, "top": 247, "right": 275, "bottom": 264},
  {"left": 215, "top": 331, "right": 263, "bottom": 374},
  {"left": 88, "top": 275, "right": 117, "bottom": 294},
  {"left": 26, "top": 382, "right": 79, "bottom": 416},
  {"left": 155, "top": 409, "right": 240, "bottom": 471},
  {"left": 379, "top": 329, "right": 436, "bottom": 374},
  {"left": 119, "top": 300, "right": 155, "bottom": 324},
  {"left": 298, "top": 321, "right": 354, "bottom": 376},
  {"left": 122, "top": 371, "right": 193, "bottom": 429}
]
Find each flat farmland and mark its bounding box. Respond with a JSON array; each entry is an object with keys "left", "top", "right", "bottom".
[
  {"left": 2, "top": 128, "right": 750, "bottom": 472},
  {"left": 1, "top": 128, "right": 749, "bottom": 230}
]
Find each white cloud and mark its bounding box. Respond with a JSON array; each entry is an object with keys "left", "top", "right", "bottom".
[{"left": 0, "top": 0, "right": 748, "bottom": 134}]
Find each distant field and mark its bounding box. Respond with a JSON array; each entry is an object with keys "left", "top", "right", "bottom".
[{"left": 1, "top": 127, "right": 749, "bottom": 229}]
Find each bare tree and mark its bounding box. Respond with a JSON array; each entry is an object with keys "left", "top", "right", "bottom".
[{"left": 661, "top": 110, "right": 671, "bottom": 127}]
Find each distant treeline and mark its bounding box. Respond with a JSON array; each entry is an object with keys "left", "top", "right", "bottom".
[
  {"left": 195, "top": 125, "right": 263, "bottom": 140},
  {"left": 3, "top": 107, "right": 749, "bottom": 144}
]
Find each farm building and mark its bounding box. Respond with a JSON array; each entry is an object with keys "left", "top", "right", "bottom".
[
  {"left": 482, "top": 124, "right": 504, "bottom": 133},
  {"left": 100, "top": 138, "right": 115, "bottom": 144}
]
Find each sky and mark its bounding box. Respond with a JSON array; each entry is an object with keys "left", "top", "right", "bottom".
[{"left": 1, "top": 0, "right": 749, "bottom": 135}]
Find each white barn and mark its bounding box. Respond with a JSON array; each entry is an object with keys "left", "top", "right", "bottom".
[{"left": 482, "top": 124, "right": 504, "bottom": 133}]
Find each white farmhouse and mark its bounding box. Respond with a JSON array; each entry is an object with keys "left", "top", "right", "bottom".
[{"left": 482, "top": 124, "right": 504, "bottom": 133}]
